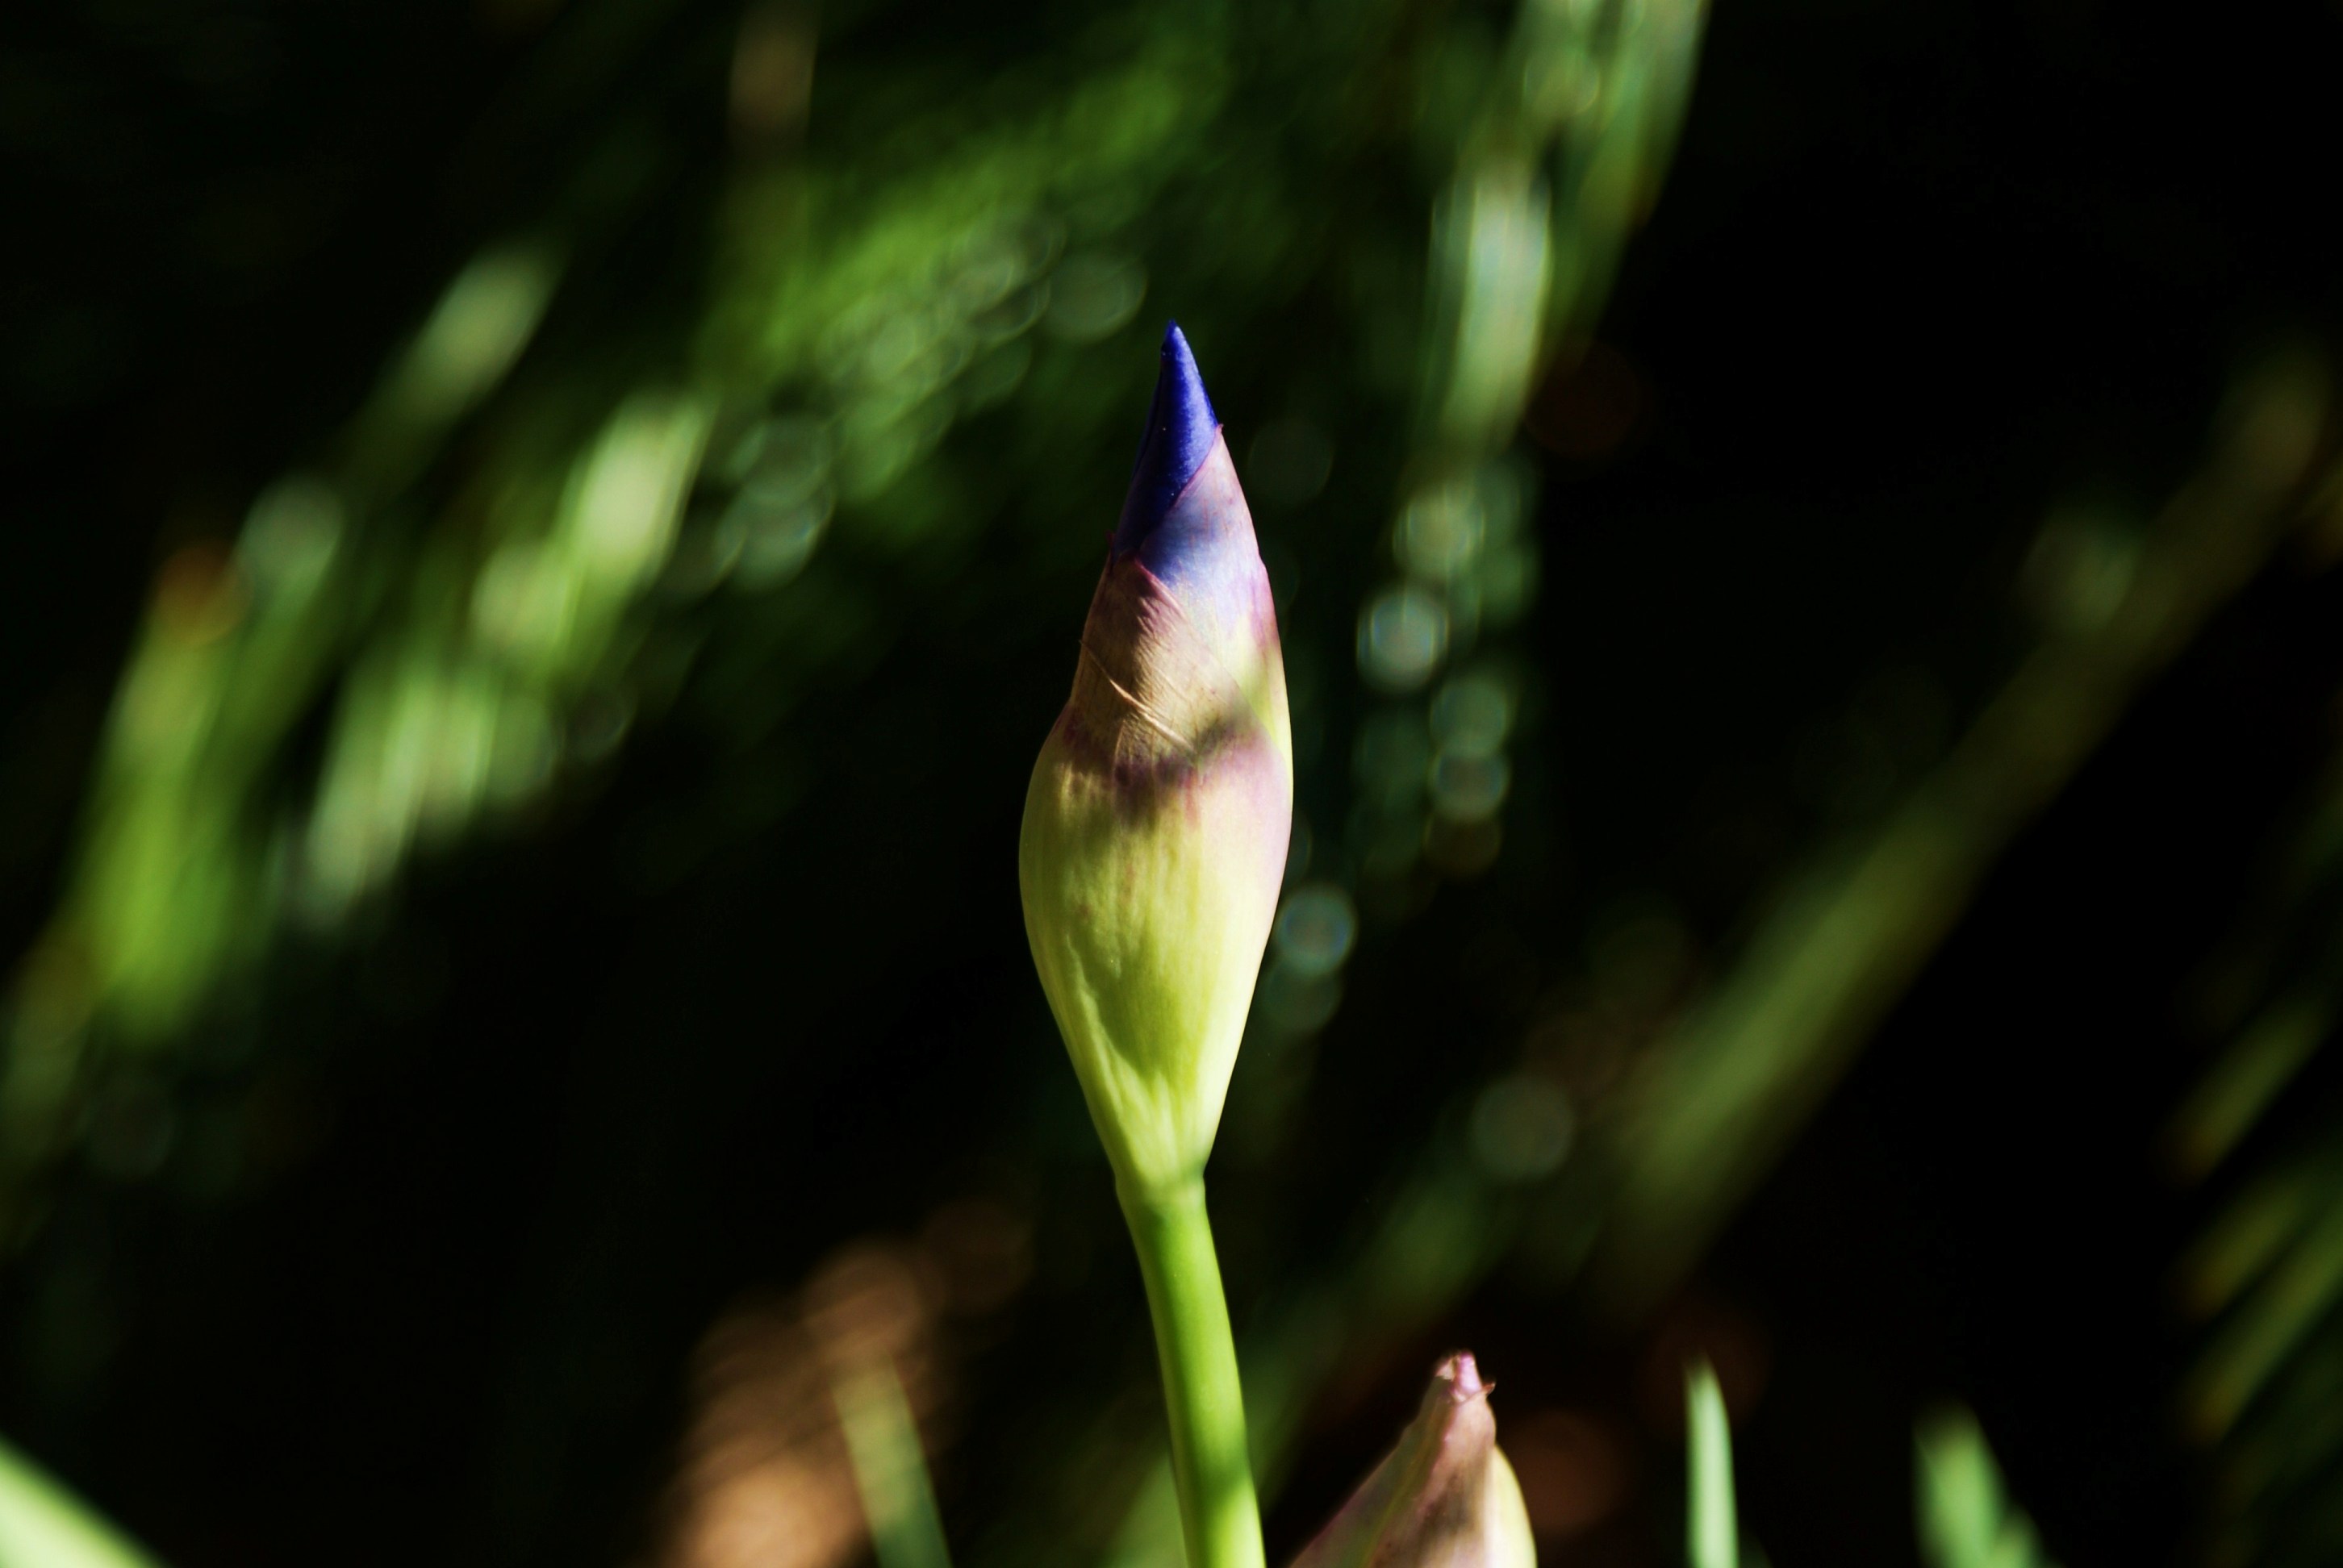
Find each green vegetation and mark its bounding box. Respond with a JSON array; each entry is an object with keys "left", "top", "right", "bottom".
[{"left": 2, "top": 0, "right": 2339, "bottom": 1564}]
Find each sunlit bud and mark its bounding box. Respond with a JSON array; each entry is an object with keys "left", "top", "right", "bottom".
[
  {"left": 1019, "top": 323, "right": 1293, "bottom": 1194},
  {"left": 1289, "top": 1353, "right": 1535, "bottom": 1568}
]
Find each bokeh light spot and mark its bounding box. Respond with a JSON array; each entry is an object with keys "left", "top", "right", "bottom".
[
  {"left": 1469, "top": 1073, "right": 1574, "bottom": 1181},
  {"left": 1359, "top": 586, "right": 1449, "bottom": 691},
  {"left": 1398, "top": 481, "right": 1486, "bottom": 581},
  {"left": 1274, "top": 882, "right": 1357, "bottom": 979},
  {"left": 1430, "top": 750, "right": 1510, "bottom": 821},
  {"left": 1430, "top": 669, "right": 1514, "bottom": 757}
]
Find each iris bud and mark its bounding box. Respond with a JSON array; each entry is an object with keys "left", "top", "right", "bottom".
[
  {"left": 1019, "top": 323, "right": 1293, "bottom": 1195},
  {"left": 1289, "top": 1353, "right": 1535, "bottom": 1568}
]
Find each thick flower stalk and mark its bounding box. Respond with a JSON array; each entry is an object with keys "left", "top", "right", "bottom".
[
  {"left": 1289, "top": 1353, "right": 1535, "bottom": 1568},
  {"left": 1020, "top": 323, "right": 1291, "bottom": 1568}
]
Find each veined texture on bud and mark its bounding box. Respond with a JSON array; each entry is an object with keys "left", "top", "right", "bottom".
[
  {"left": 1289, "top": 1353, "right": 1535, "bottom": 1568},
  {"left": 1019, "top": 323, "right": 1293, "bottom": 1194}
]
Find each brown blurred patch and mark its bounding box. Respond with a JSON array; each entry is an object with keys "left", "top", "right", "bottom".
[
  {"left": 1524, "top": 344, "right": 1648, "bottom": 464},
  {"left": 659, "top": 1245, "right": 938, "bottom": 1568},
  {"left": 658, "top": 1194, "right": 1034, "bottom": 1568},
  {"left": 1424, "top": 814, "right": 1503, "bottom": 878},
  {"left": 1637, "top": 1294, "right": 1770, "bottom": 1438},
  {"left": 153, "top": 540, "right": 248, "bottom": 646},
  {"left": 732, "top": 2, "right": 817, "bottom": 149},
  {"left": 663, "top": 1295, "right": 860, "bottom": 1568},
  {"left": 1506, "top": 1407, "right": 1631, "bottom": 1540},
  {"left": 1522, "top": 986, "right": 1643, "bottom": 1107},
  {"left": 918, "top": 1195, "right": 1035, "bottom": 1316}
]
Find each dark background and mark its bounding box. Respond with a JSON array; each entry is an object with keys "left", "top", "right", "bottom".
[{"left": 4, "top": 1, "right": 2341, "bottom": 1565}]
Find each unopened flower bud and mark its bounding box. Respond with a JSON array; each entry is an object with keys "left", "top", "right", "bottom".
[
  {"left": 1019, "top": 323, "right": 1293, "bottom": 1194},
  {"left": 1289, "top": 1353, "right": 1535, "bottom": 1568}
]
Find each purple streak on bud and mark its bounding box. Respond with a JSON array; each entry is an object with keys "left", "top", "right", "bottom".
[{"left": 1115, "top": 322, "right": 1222, "bottom": 577}]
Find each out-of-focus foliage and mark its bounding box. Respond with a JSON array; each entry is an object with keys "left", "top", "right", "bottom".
[
  {"left": 1025, "top": 346, "right": 2338, "bottom": 1568},
  {"left": 0, "top": 0, "right": 1719, "bottom": 1549},
  {"left": 1597, "top": 352, "right": 2334, "bottom": 1310},
  {"left": 0, "top": 1434, "right": 159, "bottom": 1568},
  {"left": 2169, "top": 657, "right": 2343, "bottom": 1568},
  {"left": 656, "top": 1240, "right": 959, "bottom": 1568},
  {"left": 4, "top": 0, "right": 2343, "bottom": 1564},
  {"left": 1915, "top": 1407, "right": 2060, "bottom": 1568},
  {"left": 0, "top": 0, "right": 1709, "bottom": 1224},
  {"left": 1685, "top": 1362, "right": 1736, "bottom": 1568}
]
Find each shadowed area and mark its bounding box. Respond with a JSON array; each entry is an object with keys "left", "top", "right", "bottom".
[{"left": 3, "top": 2, "right": 2342, "bottom": 1566}]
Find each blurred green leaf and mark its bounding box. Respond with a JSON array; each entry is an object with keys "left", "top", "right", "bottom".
[
  {"left": 0, "top": 1436, "right": 160, "bottom": 1568},
  {"left": 1915, "top": 1407, "right": 2058, "bottom": 1568},
  {"left": 834, "top": 1357, "right": 954, "bottom": 1568},
  {"left": 1686, "top": 1360, "right": 1737, "bottom": 1568}
]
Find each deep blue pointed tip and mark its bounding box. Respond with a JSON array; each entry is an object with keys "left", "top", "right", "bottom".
[
  {"left": 1158, "top": 319, "right": 1217, "bottom": 444},
  {"left": 1116, "top": 321, "right": 1221, "bottom": 555}
]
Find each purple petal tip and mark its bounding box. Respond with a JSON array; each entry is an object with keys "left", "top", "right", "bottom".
[{"left": 1115, "top": 322, "right": 1220, "bottom": 556}]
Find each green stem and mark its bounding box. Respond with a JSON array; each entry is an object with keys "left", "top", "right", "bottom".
[{"left": 1118, "top": 1177, "right": 1265, "bottom": 1568}]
